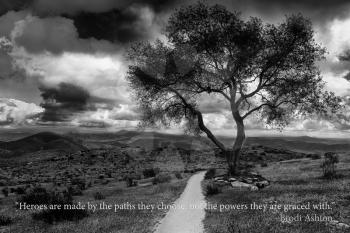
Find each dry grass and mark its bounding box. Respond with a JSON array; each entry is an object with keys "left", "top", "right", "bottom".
[
  {"left": 0, "top": 178, "right": 188, "bottom": 233},
  {"left": 204, "top": 153, "right": 350, "bottom": 233}
]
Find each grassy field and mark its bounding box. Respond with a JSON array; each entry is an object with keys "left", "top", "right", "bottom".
[
  {"left": 203, "top": 152, "right": 350, "bottom": 233},
  {"left": 0, "top": 178, "right": 188, "bottom": 233}
]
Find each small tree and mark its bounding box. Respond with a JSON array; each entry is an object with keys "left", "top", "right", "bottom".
[
  {"left": 127, "top": 3, "right": 340, "bottom": 175},
  {"left": 321, "top": 152, "right": 339, "bottom": 179}
]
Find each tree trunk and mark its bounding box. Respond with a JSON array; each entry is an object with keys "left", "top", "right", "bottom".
[{"left": 226, "top": 116, "right": 246, "bottom": 175}]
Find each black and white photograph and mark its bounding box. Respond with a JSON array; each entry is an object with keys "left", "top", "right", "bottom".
[{"left": 0, "top": 0, "right": 350, "bottom": 232}]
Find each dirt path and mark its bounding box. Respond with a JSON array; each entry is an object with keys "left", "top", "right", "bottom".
[{"left": 155, "top": 171, "right": 207, "bottom": 233}]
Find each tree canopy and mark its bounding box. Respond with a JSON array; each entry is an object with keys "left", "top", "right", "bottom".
[{"left": 126, "top": 2, "right": 341, "bottom": 174}]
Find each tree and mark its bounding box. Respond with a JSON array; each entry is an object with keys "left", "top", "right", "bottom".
[{"left": 126, "top": 2, "right": 341, "bottom": 175}]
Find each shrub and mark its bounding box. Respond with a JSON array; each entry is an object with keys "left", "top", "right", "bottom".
[
  {"left": 68, "top": 185, "right": 83, "bottom": 196},
  {"left": 153, "top": 174, "right": 172, "bottom": 185},
  {"left": 19, "top": 187, "right": 88, "bottom": 224},
  {"left": 307, "top": 153, "right": 321, "bottom": 160},
  {"left": 2, "top": 187, "right": 9, "bottom": 197},
  {"left": 0, "top": 214, "right": 12, "bottom": 226},
  {"left": 321, "top": 152, "right": 339, "bottom": 179},
  {"left": 32, "top": 207, "right": 88, "bottom": 224},
  {"left": 204, "top": 168, "right": 216, "bottom": 180},
  {"left": 205, "top": 183, "right": 221, "bottom": 196},
  {"left": 18, "top": 187, "right": 53, "bottom": 205},
  {"left": 93, "top": 192, "right": 105, "bottom": 200},
  {"left": 174, "top": 172, "right": 183, "bottom": 179},
  {"left": 143, "top": 168, "right": 160, "bottom": 178},
  {"left": 125, "top": 176, "right": 137, "bottom": 187},
  {"left": 71, "top": 178, "right": 86, "bottom": 190}
]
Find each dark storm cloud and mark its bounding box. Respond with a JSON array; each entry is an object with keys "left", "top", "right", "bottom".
[
  {"left": 39, "top": 82, "right": 90, "bottom": 122},
  {"left": 339, "top": 50, "right": 350, "bottom": 62},
  {"left": 0, "top": 0, "right": 32, "bottom": 16},
  {"left": 39, "top": 82, "right": 115, "bottom": 122},
  {"left": 343, "top": 72, "right": 350, "bottom": 82},
  {"left": 67, "top": 9, "right": 147, "bottom": 44},
  {"left": 223, "top": 0, "right": 350, "bottom": 24},
  {"left": 61, "top": 0, "right": 350, "bottom": 44},
  {"left": 2, "top": 0, "right": 350, "bottom": 45}
]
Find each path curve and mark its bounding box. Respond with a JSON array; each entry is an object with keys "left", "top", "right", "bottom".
[{"left": 155, "top": 171, "right": 207, "bottom": 233}]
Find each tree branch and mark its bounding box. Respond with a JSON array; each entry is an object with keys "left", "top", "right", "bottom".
[{"left": 169, "top": 87, "right": 226, "bottom": 151}]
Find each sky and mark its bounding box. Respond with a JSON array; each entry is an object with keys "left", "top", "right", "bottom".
[{"left": 0, "top": 0, "right": 350, "bottom": 137}]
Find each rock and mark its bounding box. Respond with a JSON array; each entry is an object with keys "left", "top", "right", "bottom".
[
  {"left": 329, "top": 220, "right": 339, "bottom": 225},
  {"left": 336, "top": 223, "right": 350, "bottom": 229},
  {"left": 255, "top": 180, "right": 270, "bottom": 189},
  {"left": 250, "top": 185, "right": 259, "bottom": 191},
  {"left": 242, "top": 178, "right": 253, "bottom": 184},
  {"left": 214, "top": 176, "right": 225, "bottom": 181},
  {"left": 228, "top": 178, "right": 237, "bottom": 182},
  {"left": 231, "top": 181, "right": 257, "bottom": 191}
]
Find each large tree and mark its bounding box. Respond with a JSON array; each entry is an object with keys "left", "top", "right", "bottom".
[{"left": 126, "top": 3, "right": 340, "bottom": 175}]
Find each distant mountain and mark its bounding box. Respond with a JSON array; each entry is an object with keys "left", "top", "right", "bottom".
[
  {"left": 109, "top": 130, "right": 350, "bottom": 153},
  {"left": 0, "top": 132, "right": 86, "bottom": 154},
  {"left": 243, "top": 137, "right": 350, "bottom": 152}
]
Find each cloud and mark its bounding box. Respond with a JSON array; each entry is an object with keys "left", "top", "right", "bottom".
[
  {"left": 68, "top": 5, "right": 162, "bottom": 44},
  {"left": 12, "top": 51, "right": 128, "bottom": 100},
  {"left": 28, "top": 0, "right": 182, "bottom": 15},
  {"left": 197, "top": 94, "right": 230, "bottom": 114},
  {"left": 221, "top": 0, "right": 350, "bottom": 25},
  {"left": 11, "top": 14, "right": 119, "bottom": 54},
  {"left": 73, "top": 104, "right": 139, "bottom": 127},
  {"left": 39, "top": 82, "right": 90, "bottom": 122},
  {"left": 0, "top": 98, "right": 43, "bottom": 126},
  {"left": 38, "top": 82, "right": 117, "bottom": 122},
  {"left": 0, "top": 0, "right": 32, "bottom": 16}
]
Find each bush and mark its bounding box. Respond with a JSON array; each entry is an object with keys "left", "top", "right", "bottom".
[
  {"left": 71, "top": 178, "right": 86, "bottom": 190},
  {"left": 204, "top": 168, "right": 216, "bottom": 180},
  {"left": 174, "top": 172, "right": 183, "bottom": 179},
  {"left": 321, "top": 152, "right": 339, "bottom": 179},
  {"left": 307, "top": 153, "right": 321, "bottom": 160},
  {"left": 32, "top": 207, "right": 88, "bottom": 224},
  {"left": 19, "top": 187, "right": 88, "bottom": 224},
  {"left": 125, "top": 176, "right": 137, "bottom": 187},
  {"left": 18, "top": 187, "right": 54, "bottom": 205},
  {"left": 0, "top": 214, "right": 12, "bottom": 226},
  {"left": 93, "top": 192, "right": 105, "bottom": 200},
  {"left": 153, "top": 174, "right": 172, "bottom": 185},
  {"left": 68, "top": 185, "right": 83, "bottom": 196},
  {"left": 2, "top": 187, "right": 9, "bottom": 197},
  {"left": 205, "top": 183, "right": 221, "bottom": 196},
  {"left": 143, "top": 168, "right": 160, "bottom": 178}
]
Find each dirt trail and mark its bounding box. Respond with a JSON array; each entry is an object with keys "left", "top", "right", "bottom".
[{"left": 155, "top": 171, "right": 207, "bottom": 233}]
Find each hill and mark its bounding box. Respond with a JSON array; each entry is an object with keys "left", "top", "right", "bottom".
[
  {"left": 0, "top": 132, "right": 86, "bottom": 154},
  {"left": 74, "top": 130, "right": 350, "bottom": 153}
]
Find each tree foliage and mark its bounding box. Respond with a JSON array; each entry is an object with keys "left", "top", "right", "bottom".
[{"left": 126, "top": 2, "right": 341, "bottom": 173}]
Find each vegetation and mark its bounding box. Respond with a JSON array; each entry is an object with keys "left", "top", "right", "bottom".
[
  {"left": 93, "top": 191, "right": 105, "bottom": 200},
  {"left": 321, "top": 152, "right": 339, "bottom": 179},
  {"left": 18, "top": 187, "right": 89, "bottom": 224},
  {"left": 205, "top": 168, "right": 217, "bottom": 180},
  {"left": 174, "top": 171, "right": 183, "bottom": 179},
  {"left": 204, "top": 152, "right": 350, "bottom": 233},
  {"left": 0, "top": 214, "right": 12, "bottom": 226},
  {"left": 2, "top": 186, "right": 8, "bottom": 197},
  {"left": 205, "top": 183, "right": 221, "bottom": 196},
  {"left": 143, "top": 168, "right": 160, "bottom": 178},
  {"left": 126, "top": 2, "right": 341, "bottom": 175},
  {"left": 153, "top": 173, "right": 172, "bottom": 185}
]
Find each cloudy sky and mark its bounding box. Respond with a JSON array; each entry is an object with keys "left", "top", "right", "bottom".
[{"left": 0, "top": 0, "right": 350, "bottom": 137}]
